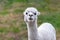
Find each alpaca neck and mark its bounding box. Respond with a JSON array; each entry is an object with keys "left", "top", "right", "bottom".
[{"left": 26, "top": 21, "right": 39, "bottom": 40}]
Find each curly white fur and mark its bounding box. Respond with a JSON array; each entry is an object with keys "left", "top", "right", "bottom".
[
  {"left": 38, "top": 23, "right": 56, "bottom": 40},
  {"left": 23, "top": 7, "right": 56, "bottom": 40}
]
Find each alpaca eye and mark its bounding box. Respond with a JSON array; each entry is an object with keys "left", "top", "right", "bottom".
[
  {"left": 34, "top": 13, "right": 36, "bottom": 15},
  {"left": 26, "top": 13, "right": 28, "bottom": 15}
]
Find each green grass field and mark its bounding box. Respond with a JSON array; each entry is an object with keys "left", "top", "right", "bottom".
[{"left": 0, "top": 0, "right": 60, "bottom": 40}]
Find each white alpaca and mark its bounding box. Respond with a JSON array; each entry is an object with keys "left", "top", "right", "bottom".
[{"left": 23, "top": 7, "right": 56, "bottom": 40}]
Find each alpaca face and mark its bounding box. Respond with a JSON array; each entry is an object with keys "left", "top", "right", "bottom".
[{"left": 23, "top": 7, "right": 40, "bottom": 22}]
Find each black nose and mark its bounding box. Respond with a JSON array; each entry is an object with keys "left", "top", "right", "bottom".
[{"left": 29, "top": 15, "right": 33, "bottom": 17}]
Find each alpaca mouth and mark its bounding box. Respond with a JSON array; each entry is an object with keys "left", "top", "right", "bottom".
[{"left": 29, "top": 18, "right": 33, "bottom": 20}]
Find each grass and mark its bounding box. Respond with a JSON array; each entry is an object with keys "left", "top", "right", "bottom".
[
  {"left": 0, "top": 10, "right": 9, "bottom": 15},
  {"left": 0, "top": 0, "right": 60, "bottom": 40},
  {"left": 38, "top": 12, "right": 60, "bottom": 29}
]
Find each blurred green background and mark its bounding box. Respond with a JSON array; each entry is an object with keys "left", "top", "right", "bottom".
[{"left": 0, "top": 0, "right": 60, "bottom": 40}]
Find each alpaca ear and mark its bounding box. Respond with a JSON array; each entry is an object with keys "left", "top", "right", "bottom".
[
  {"left": 37, "top": 12, "right": 40, "bottom": 15},
  {"left": 23, "top": 11, "right": 26, "bottom": 15},
  {"left": 23, "top": 10, "right": 26, "bottom": 21}
]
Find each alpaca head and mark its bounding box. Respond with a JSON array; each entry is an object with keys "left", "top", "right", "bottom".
[{"left": 23, "top": 7, "right": 40, "bottom": 23}]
